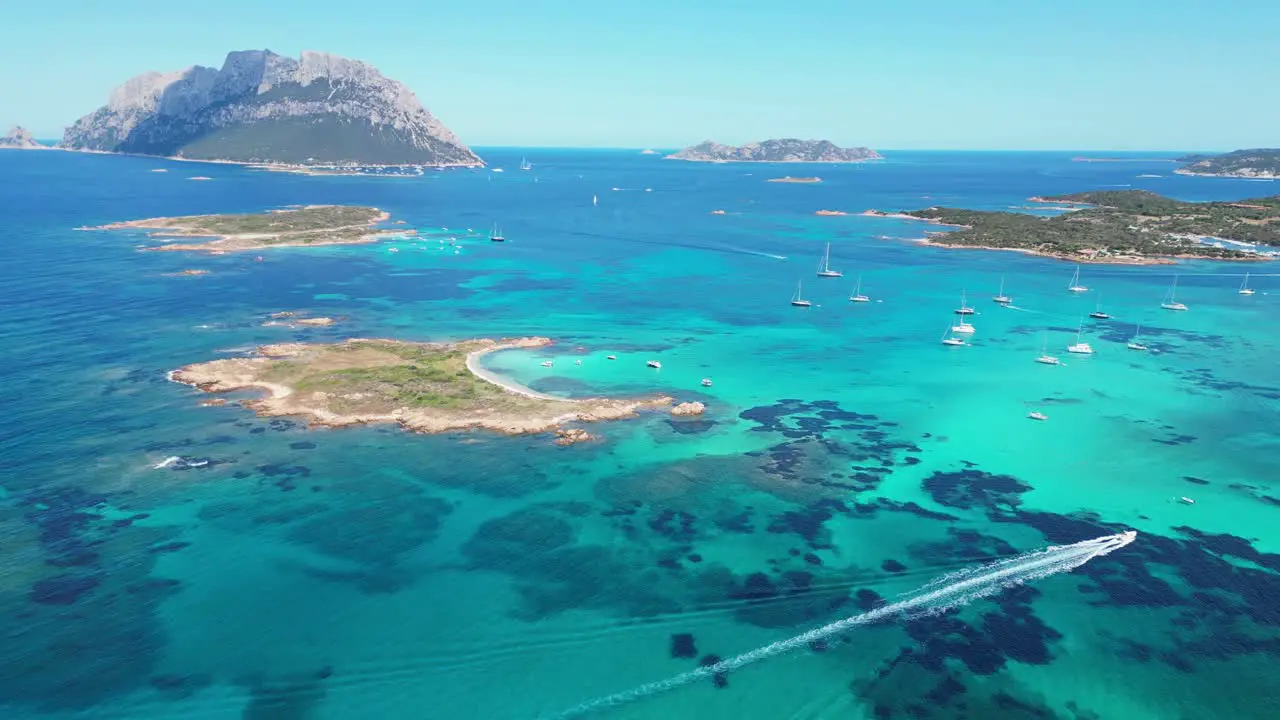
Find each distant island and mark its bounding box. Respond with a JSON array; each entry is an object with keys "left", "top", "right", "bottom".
[
  {"left": 667, "top": 139, "right": 881, "bottom": 163},
  {"left": 879, "top": 190, "right": 1279, "bottom": 264},
  {"left": 61, "top": 49, "right": 481, "bottom": 169},
  {"left": 0, "top": 126, "right": 44, "bottom": 149},
  {"left": 768, "top": 176, "right": 822, "bottom": 183},
  {"left": 83, "top": 205, "right": 404, "bottom": 252},
  {"left": 171, "top": 337, "right": 676, "bottom": 443},
  {"left": 1175, "top": 149, "right": 1280, "bottom": 179}
]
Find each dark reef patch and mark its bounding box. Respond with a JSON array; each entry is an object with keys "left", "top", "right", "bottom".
[
  {"left": 30, "top": 574, "right": 102, "bottom": 605},
  {"left": 670, "top": 633, "right": 697, "bottom": 659},
  {"left": 922, "top": 469, "right": 1032, "bottom": 511}
]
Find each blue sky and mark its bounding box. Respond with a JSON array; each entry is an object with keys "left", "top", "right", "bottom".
[{"left": 2, "top": 0, "right": 1277, "bottom": 150}]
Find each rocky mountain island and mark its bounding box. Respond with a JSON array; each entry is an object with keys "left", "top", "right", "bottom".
[
  {"left": 0, "top": 126, "right": 43, "bottom": 149},
  {"left": 667, "top": 139, "right": 881, "bottom": 163},
  {"left": 62, "top": 49, "right": 481, "bottom": 167},
  {"left": 1176, "top": 149, "right": 1280, "bottom": 179}
]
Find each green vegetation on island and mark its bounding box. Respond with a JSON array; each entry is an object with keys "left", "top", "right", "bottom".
[
  {"left": 171, "top": 338, "right": 674, "bottom": 440},
  {"left": 1175, "top": 149, "right": 1280, "bottom": 178},
  {"left": 86, "top": 205, "right": 399, "bottom": 252},
  {"left": 897, "top": 190, "right": 1279, "bottom": 263}
]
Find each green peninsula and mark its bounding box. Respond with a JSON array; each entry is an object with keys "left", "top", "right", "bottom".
[
  {"left": 85, "top": 205, "right": 405, "bottom": 252},
  {"left": 888, "top": 190, "right": 1279, "bottom": 264},
  {"left": 1176, "top": 149, "right": 1280, "bottom": 179}
]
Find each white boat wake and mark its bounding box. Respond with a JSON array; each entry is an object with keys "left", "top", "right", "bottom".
[{"left": 548, "top": 531, "right": 1136, "bottom": 719}]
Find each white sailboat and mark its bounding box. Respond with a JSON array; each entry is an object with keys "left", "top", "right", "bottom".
[
  {"left": 849, "top": 275, "right": 870, "bottom": 302},
  {"left": 954, "top": 290, "right": 975, "bottom": 315},
  {"left": 1127, "top": 323, "right": 1148, "bottom": 351},
  {"left": 1068, "top": 264, "right": 1088, "bottom": 293},
  {"left": 816, "top": 243, "right": 842, "bottom": 278},
  {"left": 1035, "top": 334, "right": 1060, "bottom": 365},
  {"left": 592, "top": 194, "right": 598, "bottom": 207},
  {"left": 1160, "top": 275, "right": 1188, "bottom": 311},
  {"left": 952, "top": 316, "right": 975, "bottom": 334},
  {"left": 941, "top": 324, "right": 967, "bottom": 346},
  {"left": 993, "top": 277, "right": 1012, "bottom": 304},
  {"left": 790, "top": 281, "right": 812, "bottom": 307},
  {"left": 1066, "top": 319, "right": 1094, "bottom": 354},
  {"left": 1239, "top": 272, "right": 1256, "bottom": 295},
  {"left": 489, "top": 222, "right": 505, "bottom": 242},
  {"left": 520, "top": 157, "right": 532, "bottom": 171}
]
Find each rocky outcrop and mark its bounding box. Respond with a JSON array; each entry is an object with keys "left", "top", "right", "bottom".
[
  {"left": 553, "top": 428, "right": 595, "bottom": 446},
  {"left": 670, "top": 401, "right": 706, "bottom": 416},
  {"left": 0, "top": 126, "right": 43, "bottom": 149},
  {"left": 668, "top": 139, "right": 881, "bottom": 163},
  {"left": 63, "top": 50, "right": 480, "bottom": 167}
]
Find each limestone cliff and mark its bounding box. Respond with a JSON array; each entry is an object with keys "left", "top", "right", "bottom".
[{"left": 0, "top": 126, "right": 43, "bottom": 149}]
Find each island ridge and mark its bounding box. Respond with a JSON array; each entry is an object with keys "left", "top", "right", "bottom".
[
  {"left": 1175, "top": 149, "right": 1280, "bottom": 179},
  {"left": 667, "top": 139, "right": 881, "bottom": 163}
]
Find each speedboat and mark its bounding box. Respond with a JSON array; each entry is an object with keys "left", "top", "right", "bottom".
[
  {"left": 540, "top": 360, "right": 553, "bottom": 367},
  {"left": 1179, "top": 496, "right": 1195, "bottom": 505},
  {"left": 607, "top": 355, "right": 617, "bottom": 360},
  {"left": 387, "top": 247, "right": 399, "bottom": 253},
  {"left": 575, "top": 359, "right": 582, "bottom": 366},
  {"left": 701, "top": 378, "right": 713, "bottom": 387},
  {"left": 1027, "top": 411, "right": 1048, "bottom": 421},
  {"left": 647, "top": 360, "right": 662, "bottom": 369}
]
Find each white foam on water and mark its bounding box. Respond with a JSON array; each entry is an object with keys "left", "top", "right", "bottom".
[{"left": 549, "top": 531, "right": 1136, "bottom": 719}]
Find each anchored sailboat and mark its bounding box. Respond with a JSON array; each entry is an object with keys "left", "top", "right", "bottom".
[
  {"left": 1066, "top": 318, "right": 1094, "bottom": 354},
  {"left": 941, "top": 323, "right": 968, "bottom": 346},
  {"left": 816, "top": 243, "right": 842, "bottom": 278},
  {"left": 1161, "top": 275, "right": 1188, "bottom": 311},
  {"left": 849, "top": 275, "right": 870, "bottom": 303},
  {"left": 790, "top": 281, "right": 812, "bottom": 307},
  {"left": 520, "top": 157, "right": 532, "bottom": 171},
  {"left": 1035, "top": 334, "right": 1061, "bottom": 365},
  {"left": 489, "top": 223, "right": 505, "bottom": 242},
  {"left": 1127, "top": 323, "right": 1148, "bottom": 351},
  {"left": 993, "top": 277, "right": 1012, "bottom": 304},
  {"left": 954, "top": 290, "right": 975, "bottom": 315},
  {"left": 1239, "top": 272, "right": 1256, "bottom": 295},
  {"left": 1068, "top": 264, "right": 1088, "bottom": 293},
  {"left": 1089, "top": 292, "right": 1111, "bottom": 319}
]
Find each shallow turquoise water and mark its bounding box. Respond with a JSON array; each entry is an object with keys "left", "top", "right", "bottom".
[{"left": 1, "top": 149, "right": 1278, "bottom": 719}]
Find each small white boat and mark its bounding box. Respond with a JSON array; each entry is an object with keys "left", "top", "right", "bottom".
[
  {"left": 1160, "top": 275, "right": 1188, "bottom": 311},
  {"left": 701, "top": 378, "right": 713, "bottom": 387},
  {"left": 1066, "top": 319, "right": 1094, "bottom": 354},
  {"left": 1035, "top": 335, "right": 1060, "bottom": 365},
  {"left": 607, "top": 355, "right": 617, "bottom": 360},
  {"left": 954, "top": 290, "right": 975, "bottom": 315},
  {"left": 1068, "top": 264, "right": 1088, "bottom": 293},
  {"left": 647, "top": 360, "right": 662, "bottom": 369},
  {"left": 1179, "top": 496, "right": 1195, "bottom": 505},
  {"left": 1127, "top": 323, "right": 1148, "bottom": 351},
  {"left": 491, "top": 168, "right": 505, "bottom": 173},
  {"left": 575, "top": 359, "right": 582, "bottom": 366},
  {"left": 993, "top": 277, "right": 1012, "bottom": 305},
  {"left": 1027, "top": 411, "right": 1048, "bottom": 421},
  {"left": 1238, "top": 272, "right": 1255, "bottom": 296},
  {"left": 816, "top": 243, "right": 843, "bottom": 278},
  {"left": 593, "top": 194, "right": 598, "bottom": 207},
  {"left": 952, "top": 321, "right": 975, "bottom": 334},
  {"left": 849, "top": 275, "right": 870, "bottom": 303},
  {"left": 387, "top": 247, "right": 399, "bottom": 253},
  {"left": 790, "top": 281, "right": 812, "bottom": 307},
  {"left": 541, "top": 360, "right": 553, "bottom": 367},
  {"left": 941, "top": 324, "right": 967, "bottom": 346}
]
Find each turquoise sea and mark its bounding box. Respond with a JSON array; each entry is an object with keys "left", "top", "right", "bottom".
[{"left": 1, "top": 149, "right": 1278, "bottom": 719}]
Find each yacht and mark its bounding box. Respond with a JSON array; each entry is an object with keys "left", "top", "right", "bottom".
[
  {"left": 489, "top": 223, "right": 505, "bottom": 242},
  {"left": 1127, "top": 323, "right": 1148, "bottom": 351},
  {"left": 954, "top": 290, "right": 975, "bottom": 315},
  {"left": 1160, "top": 275, "right": 1188, "bottom": 311},
  {"left": 849, "top": 276, "right": 870, "bottom": 303},
  {"left": 701, "top": 378, "right": 713, "bottom": 387},
  {"left": 606, "top": 355, "right": 617, "bottom": 360},
  {"left": 816, "top": 243, "right": 843, "bottom": 278},
  {"left": 1179, "top": 496, "right": 1196, "bottom": 505},
  {"left": 790, "top": 281, "right": 812, "bottom": 307},
  {"left": 951, "top": 320, "right": 975, "bottom": 334},
  {"left": 1088, "top": 293, "right": 1111, "bottom": 320},
  {"left": 1239, "top": 272, "right": 1256, "bottom": 295},
  {"left": 647, "top": 360, "right": 662, "bottom": 369},
  {"left": 1066, "top": 319, "right": 1094, "bottom": 354},
  {"left": 1068, "top": 265, "right": 1088, "bottom": 293},
  {"left": 1035, "top": 335, "right": 1060, "bottom": 365},
  {"left": 993, "top": 277, "right": 1012, "bottom": 305},
  {"left": 1027, "top": 411, "right": 1049, "bottom": 421},
  {"left": 540, "top": 360, "right": 553, "bottom": 367}
]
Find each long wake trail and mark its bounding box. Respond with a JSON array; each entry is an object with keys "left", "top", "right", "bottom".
[{"left": 549, "top": 531, "right": 1136, "bottom": 719}]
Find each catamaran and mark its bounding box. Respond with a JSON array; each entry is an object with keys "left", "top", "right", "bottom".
[
  {"left": 849, "top": 276, "right": 870, "bottom": 302},
  {"left": 489, "top": 223, "right": 505, "bottom": 242},
  {"left": 1239, "top": 272, "right": 1256, "bottom": 295},
  {"left": 952, "top": 317, "right": 975, "bottom": 334},
  {"left": 790, "top": 281, "right": 812, "bottom": 307},
  {"left": 1066, "top": 319, "right": 1094, "bottom": 354},
  {"left": 1161, "top": 275, "right": 1188, "bottom": 311},
  {"left": 1068, "top": 264, "right": 1088, "bottom": 293},
  {"left": 1035, "top": 334, "right": 1060, "bottom": 365},
  {"left": 1127, "top": 323, "right": 1148, "bottom": 351},
  {"left": 816, "top": 243, "right": 842, "bottom": 278},
  {"left": 1089, "top": 293, "right": 1111, "bottom": 319},
  {"left": 954, "top": 290, "right": 975, "bottom": 315},
  {"left": 993, "top": 277, "right": 1012, "bottom": 304}
]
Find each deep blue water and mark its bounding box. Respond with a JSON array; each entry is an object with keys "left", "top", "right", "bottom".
[{"left": 1, "top": 148, "right": 1278, "bottom": 719}]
